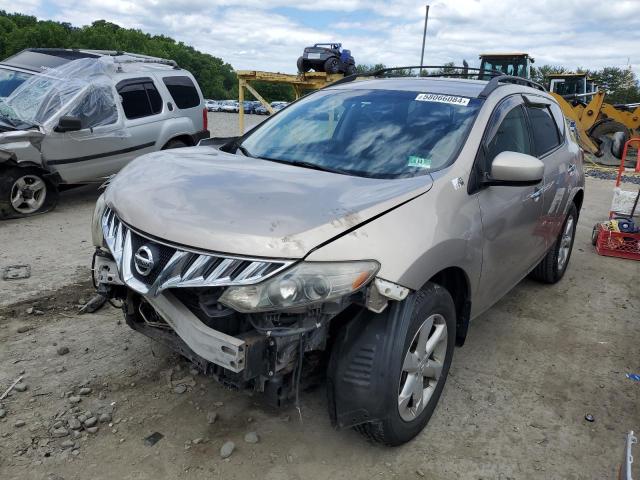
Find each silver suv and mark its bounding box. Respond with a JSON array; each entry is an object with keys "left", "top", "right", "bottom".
[
  {"left": 0, "top": 50, "right": 209, "bottom": 219},
  {"left": 91, "top": 68, "right": 584, "bottom": 445}
]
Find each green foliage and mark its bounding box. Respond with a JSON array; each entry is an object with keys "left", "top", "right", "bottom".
[{"left": 0, "top": 11, "right": 238, "bottom": 99}]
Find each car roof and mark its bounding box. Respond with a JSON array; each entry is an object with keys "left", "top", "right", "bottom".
[
  {"left": 0, "top": 48, "right": 180, "bottom": 75},
  {"left": 328, "top": 77, "right": 488, "bottom": 98},
  {"left": 327, "top": 76, "right": 549, "bottom": 100}
]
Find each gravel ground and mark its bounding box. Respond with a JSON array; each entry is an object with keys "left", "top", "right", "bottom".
[{"left": 1, "top": 128, "right": 639, "bottom": 479}]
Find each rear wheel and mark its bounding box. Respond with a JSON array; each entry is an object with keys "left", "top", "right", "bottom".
[
  {"left": 323, "top": 57, "right": 340, "bottom": 74},
  {"left": 0, "top": 167, "right": 57, "bottom": 219},
  {"left": 162, "top": 139, "right": 188, "bottom": 150},
  {"left": 350, "top": 283, "right": 456, "bottom": 445},
  {"left": 530, "top": 203, "right": 578, "bottom": 284},
  {"left": 297, "top": 57, "right": 309, "bottom": 73}
]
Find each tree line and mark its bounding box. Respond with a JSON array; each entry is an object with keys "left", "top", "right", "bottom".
[{"left": 0, "top": 11, "right": 295, "bottom": 102}]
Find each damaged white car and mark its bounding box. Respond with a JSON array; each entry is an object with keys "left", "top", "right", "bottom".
[{"left": 0, "top": 51, "right": 209, "bottom": 219}]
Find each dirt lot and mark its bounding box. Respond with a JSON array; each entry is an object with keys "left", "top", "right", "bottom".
[{"left": 1, "top": 141, "right": 639, "bottom": 478}]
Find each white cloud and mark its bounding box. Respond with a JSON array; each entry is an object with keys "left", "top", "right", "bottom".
[{"left": 0, "top": 0, "right": 638, "bottom": 75}]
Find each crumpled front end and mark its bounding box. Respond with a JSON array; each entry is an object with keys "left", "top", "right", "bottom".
[
  {"left": 92, "top": 203, "right": 391, "bottom": 406},
  {"left": 0, "top": 129, "right": 45, "bottom": 167}
]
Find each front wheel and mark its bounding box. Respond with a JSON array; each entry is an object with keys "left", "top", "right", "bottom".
[
  {"left": 530, "top": 203, "right": 578, "bottom": 283},
  {"left": 351, "top": 283, "right": 456, "bottom": 445},
  {"left": 0, "top": 167, "right": 58, "bottom": 219}
]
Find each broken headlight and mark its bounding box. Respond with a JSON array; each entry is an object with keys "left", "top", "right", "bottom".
[
  {"left": 219, "top": 261, "right": 379, "bottom": 313},
  {"left": 91, "top": 193, "right": 107, "bottom": 248}
]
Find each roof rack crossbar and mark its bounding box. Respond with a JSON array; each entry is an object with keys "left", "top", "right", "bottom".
[
  {"left": 478, "top": 75, "right": 546, "bottom": 98},
  {"left": 330, "top": 65, "right": 503, "bottom": 87}
]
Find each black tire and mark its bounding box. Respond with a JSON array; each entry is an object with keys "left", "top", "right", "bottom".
[
  {"left": 349, "top": 283, "right": 456, "bottom": 446},
  {"left": 0, "top": 166, "right": 58, "bottom": 219},
  {"left": 591, "top": 223, "right": 600, "bottom": 246},
  {"left": 162, "top": 139, "right": 189, "bottom": 150},
  {"left": 297, "top": 57, "right": 309, "bottom": 73},
  {"left": 530, "top": 203, "right": 578, "bottom": 284},
  {"left": 323, "top": 57, "right": 340, "bottom": 74},
  {"left": 345, "top": 64, "right": 357, "bottom": 76}
]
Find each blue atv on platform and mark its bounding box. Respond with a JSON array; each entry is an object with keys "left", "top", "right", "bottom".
[{"left": 297, "top": 43, "right": 356, "bottom": 75}]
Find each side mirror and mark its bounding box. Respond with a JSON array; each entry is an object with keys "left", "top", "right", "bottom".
[
  {"left": 55, "top": 116, "right": 82, "bottom": 133},
  {"left": 483, "top": 151, "right": 544, "bottom": 187}
]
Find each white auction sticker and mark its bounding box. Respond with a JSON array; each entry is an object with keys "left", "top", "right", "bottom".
[{"left": 415, "top": 93, "right": 470, "bottom": 106}]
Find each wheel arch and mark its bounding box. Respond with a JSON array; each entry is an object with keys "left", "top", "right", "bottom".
[
  {"left": 424, "top": 266, "right": 471, "bottom": 346},
  {"left": 571, "top": 189, "right": 584, "bottom": 215},
  {"left": 162, "top": 134, "right": 195, "bottom": 149}
]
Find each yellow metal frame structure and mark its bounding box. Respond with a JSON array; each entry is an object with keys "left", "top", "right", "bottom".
[{"left": 236, "top": 70, "right": 344, "bottom": 134}]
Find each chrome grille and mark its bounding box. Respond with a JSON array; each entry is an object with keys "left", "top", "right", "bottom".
[{"left": 102, "top": 207, "right": 293, "bottom": 296}]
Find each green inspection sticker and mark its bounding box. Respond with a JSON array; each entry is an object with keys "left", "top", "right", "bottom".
[{"left": 407, "top": 155, "right": 431, "bottom": 169}]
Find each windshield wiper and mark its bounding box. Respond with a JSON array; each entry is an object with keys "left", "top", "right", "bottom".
[
  {"left": 286, "top": 160, "right": 347, "bottom": 175},
  {"left": 236, "top": 145, "right": 254, "bottom": 158}
]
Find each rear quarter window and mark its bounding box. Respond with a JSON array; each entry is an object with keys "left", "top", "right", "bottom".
[
  {"left": 527, "top": 106, "right": 561, "bottom": 156},
  {"left": 162, "top": 76, "right": 200, "bottom": 109}
]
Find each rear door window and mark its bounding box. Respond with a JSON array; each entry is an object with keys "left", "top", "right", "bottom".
[
  {"left": 162, "top": 76, "right": 200, "bottom": 109},
  {"left": 117, "top": 78, "right": 162, "bottom": 120},
  {"left": 526, "top": 106, "right": 561, "bottom": 156}
]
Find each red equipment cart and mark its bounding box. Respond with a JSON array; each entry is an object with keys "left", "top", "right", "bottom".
[{"left": 591, "top": 138, "right": 640, "bottom": 261}]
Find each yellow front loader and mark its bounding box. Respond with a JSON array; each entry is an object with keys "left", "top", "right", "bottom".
[{"left": 478, "top": 54, "right": 638, "bottom": 164}]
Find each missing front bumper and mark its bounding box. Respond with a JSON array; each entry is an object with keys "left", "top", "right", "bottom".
[{"left": 143, "top": 291, "right": 247, "bottom": 373}]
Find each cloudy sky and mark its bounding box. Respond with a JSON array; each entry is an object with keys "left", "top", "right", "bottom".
[{"left": 3, "top": 0, "right": 640, "bottom": 74}]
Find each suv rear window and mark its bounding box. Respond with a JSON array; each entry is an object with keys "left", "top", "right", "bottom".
[
  {"left": 527, "top": 106, "right": 561, "bottom": 156},
  {"left": 162, "top": 76, "right": 199, "bottom": 109},
  {"left": 117, "top": 79, "right": 162, "bottom": 119}
]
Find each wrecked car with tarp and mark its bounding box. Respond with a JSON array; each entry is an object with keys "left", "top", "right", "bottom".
[{"left": 0, "top": 52, "right": 208, "bottom": 219}]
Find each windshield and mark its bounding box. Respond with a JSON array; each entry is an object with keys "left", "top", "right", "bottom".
[
  {"left": 240, "top": 89, "right": 482, "bottom": 178},
  {"left": 0, "top": 67, "right": 32, "bottom": 98}
]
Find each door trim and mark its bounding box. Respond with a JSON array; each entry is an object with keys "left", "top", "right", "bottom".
[{"left": 47, "top": 141, "right": 156, "bottom": 166}]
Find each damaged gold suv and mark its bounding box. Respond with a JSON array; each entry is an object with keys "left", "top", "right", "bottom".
[{"left": 91, "top": 67, "right": 584, "bottom": 445}]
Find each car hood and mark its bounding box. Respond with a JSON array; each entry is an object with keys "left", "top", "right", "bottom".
[{"left": 105, "top": 147, "right": 433, "bottom": 259}]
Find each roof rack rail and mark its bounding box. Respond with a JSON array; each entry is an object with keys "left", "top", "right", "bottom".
[
  {"left": 78, "top": 50, "right": 179, "bottom": 68},
  {"left": 330, "top": 65, "right": 503, "bottom": 87},
  {"left": 478, "top": 75, "right": 546, "bottom": 98}
]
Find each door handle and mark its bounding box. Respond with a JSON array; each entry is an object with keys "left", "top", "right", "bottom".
[
  {"left": 568, "top": 164, "right": 576, "bottom": 175},
  {"left": 528, "top": 187, "right": 543, "bottom": 202}
]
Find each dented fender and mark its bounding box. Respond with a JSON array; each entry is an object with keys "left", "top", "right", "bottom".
[{"left": 0, "top": 130, "right": 45, "bottom": 168}]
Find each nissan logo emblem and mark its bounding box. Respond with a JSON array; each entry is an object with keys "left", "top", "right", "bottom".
[{"left": 134, "top": 245, "right": 155, "bottom": 276}]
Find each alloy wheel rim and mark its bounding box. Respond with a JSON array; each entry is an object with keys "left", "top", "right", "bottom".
[
  {"left": 398, "top": 313, "right": 448, "bottom": 422},
  {"left": 10, "top": 175, "right": 47, "bottom": 214},
  {"left": 557, "top": 216, "right": 574, "bottom": 270}
]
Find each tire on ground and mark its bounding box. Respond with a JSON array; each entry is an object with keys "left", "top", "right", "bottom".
[
  {"left": 333, "top": 282, "right": 456, "bottom": 446},
  {"left": 530, "top": 203, "right": 578, "bottom": 284},
  {"left": 0, "top": 166, "right": 58, "bottom": 219}
]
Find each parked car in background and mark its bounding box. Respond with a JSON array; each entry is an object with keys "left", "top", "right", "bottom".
[
  {"left": 0, "top": 47, "right": 101, "bottom": 97},
  {"left": 241, "top": 101, "right": 255, "bottom": 114},
  {"left": 205, "top": 100, "right": 221, "bottom": 112},
  {"left": 271, "top": 101, "right": 288, "bottom": 112},
  {"left": 254, "top": 103, "right": 269, "bottom": 115},
  {"left": 220, "top": 100, "right": 239, "bottom": 113},
  {"left": 0, "top": 50, "right": 209, "bottom": 219},
  {"left": 91, "top": 68, "right": 584, "bottom": 445}
]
